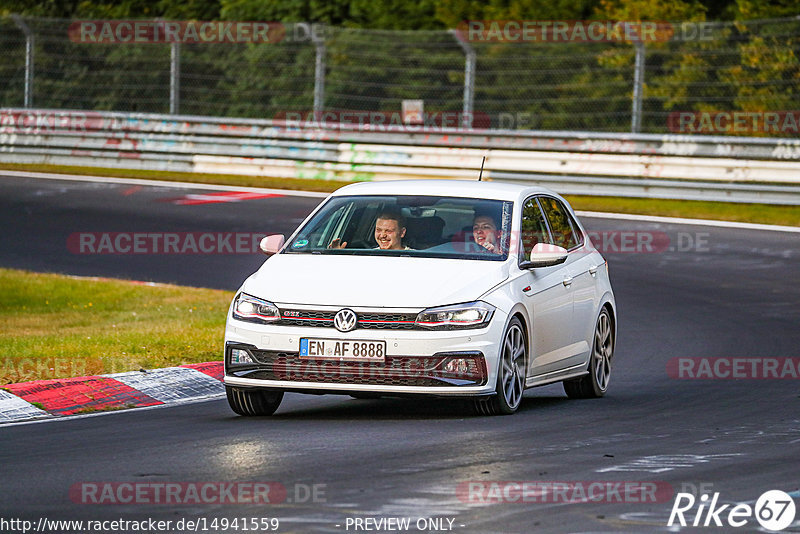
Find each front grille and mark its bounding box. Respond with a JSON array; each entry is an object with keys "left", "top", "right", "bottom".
[
  {"left": 358, "top": 312, "right": 417, "bottom": 330},
  {"left": 277, "top": 309, "right": 418, "bottom": 330},
  {"left": 278, "top": 309, "right": 335, "bottom": 328},
  {"left": 247, "top": 350, "right": 486, "bottom": 387}
]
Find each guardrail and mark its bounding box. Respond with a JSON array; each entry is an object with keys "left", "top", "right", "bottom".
[{"left": 2, "top": 108, "right": 799, "bottom": 205}]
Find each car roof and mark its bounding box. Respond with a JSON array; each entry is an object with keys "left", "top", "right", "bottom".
[{"left": 330, "top": 179, "right": 560, "bottom": 202}]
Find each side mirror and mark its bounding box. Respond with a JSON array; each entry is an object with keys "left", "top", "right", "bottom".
[
  {"left": 259, "top": 234, "right": 285, "bottom": 255},
  {"left": 519, "top": 243, "right": 568, "bottom": 269}
]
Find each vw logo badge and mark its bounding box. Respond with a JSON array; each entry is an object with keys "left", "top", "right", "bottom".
[{"left": 333, "top": 309, "right": 357, "bottom": 332}]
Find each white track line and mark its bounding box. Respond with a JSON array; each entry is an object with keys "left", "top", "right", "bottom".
[
  {"left": 576, "top": 210, "right": 800, "bottom": 233},
  {"left": 2, "top": 170, "right": 797, "bottom": 232},
  {"left": 0, "top": 393, "right": 225, "bottom": 428}
]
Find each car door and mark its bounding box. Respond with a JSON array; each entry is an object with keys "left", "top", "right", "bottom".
[
  {"left": 538, "top": 196, "right": 597, "bottom": 368},
  {"left": 514, "top": 196, "right": 576, "bottom": 378}
]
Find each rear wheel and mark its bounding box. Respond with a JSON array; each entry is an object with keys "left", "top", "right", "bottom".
[
  {"left": 226, "top": 386, "right": 283, "bottom": 416},
  {"left": 564, "top": 308, "right": 613, "bottom": 399},
  {"left": 474, "top": 317, "right": 526, "bottom": 415}
]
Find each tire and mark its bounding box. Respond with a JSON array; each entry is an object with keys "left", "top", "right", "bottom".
[
  {"left": 564, "top": 308, "right": 614, "bottom": 399},
  {"left": 473, "top": 317, "right": 526, "bottom": 415},
  {"left": 226, "top": 386, "right": 284, "bottom": 416}
]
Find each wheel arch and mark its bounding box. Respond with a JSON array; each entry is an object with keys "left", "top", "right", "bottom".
[
  {"left": 598, "top": 294, "right": 617, "bottom": 346},
  {"left": 504, "top": 304, "right": 531, "bottom": 377}
]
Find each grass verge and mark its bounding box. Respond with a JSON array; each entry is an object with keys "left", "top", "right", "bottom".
[
  {"left": 0, "top": 162, "right": 798, "bottom": 226},
  {"left": 566, "top": 195, "right": 800, "bottom": 227},
  {"left": 0, "top": 162, "right": 350, "bottom": 193},
  {"left": 0, "top": 268, "right": 234, "bottom": 385}
]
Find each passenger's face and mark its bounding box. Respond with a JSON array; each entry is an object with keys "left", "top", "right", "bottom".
[
  {"left": 375, "top": 218, "right": 405, "bottom": 249},
  {"left": 473, "top": 216, "right": 497, "bottom": 246}
]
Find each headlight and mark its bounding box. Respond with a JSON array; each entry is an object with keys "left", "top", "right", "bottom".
[
  {"left": 232, "top": 293, "right": 280, "bottom": 324},
  {"left": 415, "top": 301, "right": 495, "bottom": 330}
]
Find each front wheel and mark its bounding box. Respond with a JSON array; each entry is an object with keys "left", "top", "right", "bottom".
[
  {"left": 564, "top": 308, "right": 614, "bottom": 399},
  {"left": 226, "top": 386, "right": 283, "bottom": 416},
  {"left": 474, "top": 317, "right": 526, "bottom": 415}
]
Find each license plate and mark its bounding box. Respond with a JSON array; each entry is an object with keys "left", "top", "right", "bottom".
[{"left": 299, "top": 338, "right": 386, "bottom": 362}]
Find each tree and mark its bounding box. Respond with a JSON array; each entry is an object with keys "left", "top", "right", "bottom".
[
  {"left": 732, "top": 0, "right": 800, "bottom": 19},
  {"left": 220, "top": 0, "right": 354, "bottom": 25},
  {"left": 434, "top": 0, "right": 599, "bottom": 29},
  {"left": 348, "top": 0, "right": 439, "bottom": 30}
]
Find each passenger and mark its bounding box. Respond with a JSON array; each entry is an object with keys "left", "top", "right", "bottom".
[
  {"left": 329, "top": 210, "right": 410, "bottom": 250},
  {"left": 472, "top": 214, "right": 502, "bottom": 254}
]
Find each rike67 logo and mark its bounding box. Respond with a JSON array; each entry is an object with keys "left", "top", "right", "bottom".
[{"left": 668, "top": 490, "right": 796, "bottom": 531}]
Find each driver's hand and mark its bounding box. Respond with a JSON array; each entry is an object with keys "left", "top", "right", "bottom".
[
  {"left": 328, "top": 238, "right": 347, "bottom": 249},
  {"left": 481, "top": 233, "right": 497, "bottom": 253}
]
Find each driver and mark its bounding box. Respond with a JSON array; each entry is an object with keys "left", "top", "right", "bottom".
[{"left": 329, "top": 210, "right": 410, "bottom": 250}]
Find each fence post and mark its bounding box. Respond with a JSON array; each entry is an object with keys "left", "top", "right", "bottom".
[
  {"left": 450, "top": 31, "right": 476, "bottom": 128},
  {"left": 170, "top": 41, "right": 180, "bottom": 114},
  {"left": 11, "top": 15, "right": 34, "bottom": 108},
  {"left": 313, "top": 28, "right": 326, "bottom": 117},
  {"left": 631, "top": 41, "right": 645, "bottom": 133}
]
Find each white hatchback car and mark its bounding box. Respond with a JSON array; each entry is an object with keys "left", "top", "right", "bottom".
[{"left": 224, "top": 180, "right": 616, "bottom": 415}]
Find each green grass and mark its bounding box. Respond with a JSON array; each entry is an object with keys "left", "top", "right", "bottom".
[
  {"left": 1, "top": 162, "right": 798, "bottom": 226},
  {"left": 74, "top": 404, "right": 134, "bottom": 414},
  {"left": 0, "top": 268, "right": 234, "bottom": 384},
  {"left": 565, "top": 195, "right": 800, "bottom": 227},
  {"left": 0, "top": 162, "right": 350, "bottom": 193}
]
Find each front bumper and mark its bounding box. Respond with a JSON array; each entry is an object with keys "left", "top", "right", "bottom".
[{"left": 223, "top": 313, "right": 506, "bottom": 396}]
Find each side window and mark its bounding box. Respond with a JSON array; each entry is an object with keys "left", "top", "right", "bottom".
[
  {"left": 539, "top": 197, "right": 582, "bottom": 250},
  {"left": 520, "top": 197, "right": 550, "bottom": 257},
  {"left": 306, "top": 201, "right": 351, "bottom": 247}
]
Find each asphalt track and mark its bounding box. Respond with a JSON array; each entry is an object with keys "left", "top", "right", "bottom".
[{"left": 1, "top": 174, "right": 799, "bottom": 533}]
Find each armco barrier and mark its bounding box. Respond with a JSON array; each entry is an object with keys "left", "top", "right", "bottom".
[{"left": 1, "top": 108, "right": 799, "bottom": 204}]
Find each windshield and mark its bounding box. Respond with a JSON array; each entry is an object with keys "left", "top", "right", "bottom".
[{"left": 285, "top": 195, "right": 513, "bottom": 260}]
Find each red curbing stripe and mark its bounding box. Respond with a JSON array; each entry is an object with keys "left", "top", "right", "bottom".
[
  {"left": 180, "top": 362, "right": 224, "bottom": 382},
  {"left": 121, "top": 185, "right": 143, "bottom": 196},
  {"left": 162, "top": 191, "right": 284, "bottom": 205},
  {"left": 4, "top": 376, "right": 162, "bottom": 416}
]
